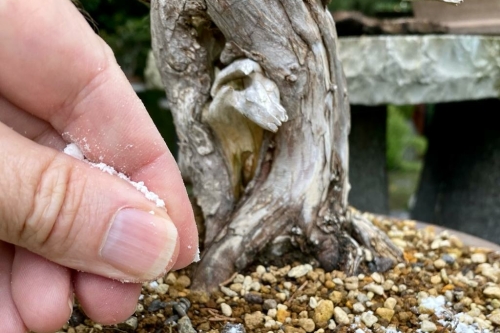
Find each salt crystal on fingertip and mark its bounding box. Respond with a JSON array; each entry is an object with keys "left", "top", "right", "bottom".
[
  {"left": 63, "top": 143, "right": 85, "bottom": 160},
  {"left": 63, "top": 143, "right": 167, "bottom": 209}
]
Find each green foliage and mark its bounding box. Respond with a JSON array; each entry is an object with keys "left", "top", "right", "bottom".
[
  {"left": 328, "top": 0, "right": 411, "bottom": 16},
  {"left": 386, "top": 105, "right": 427, "bottom": 171},
  {"left": 79, "top": 0, "right": 151, "bottom": 78}
]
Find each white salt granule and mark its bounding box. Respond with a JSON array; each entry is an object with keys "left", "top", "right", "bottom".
[
  {"left": 384, "top": 326, "right": 402, "bottom": 333},
  {"left": 92, "top": 162, "right": 118, "bottom": 176},
  {"left": 63, "top": 143, "right": 166, "bottom": 208},
  {"left": 420, "top": 295, "right": 446, "bottom": 315},
  {"left": 193, "top": 247, "right": 201, "bottom": 262},
  {"left": 419, "top": 296, "right": 490, "bottom": 333},
  {"left": 63, "top": 143, "right": 85, "bottom": 160},
  {"left": 64, "top": 142, "right": 203, "bottom": 265}
]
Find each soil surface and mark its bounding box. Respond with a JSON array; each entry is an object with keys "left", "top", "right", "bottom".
[{"left": 59, "top": 213, "right": 500, "bottom": 333}]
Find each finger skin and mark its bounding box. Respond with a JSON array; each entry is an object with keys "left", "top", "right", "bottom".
[
  {"left": 0, "top": 0, "right": 198, "bottom": 268},
  {"left": 0, "top": 95, "right": 151, "bottom": 326},
  {"left": 0, "top": 124, "right": 178, "bottom": 282},
  {"left": 74, "top": 272, "right": 141, "bottom": 325},
  {"left": 0, "top": 0, "right": 196, "bottom": 331},
  {"left": 0, "top": 95, "right": 66, "bottom": 150},
  {"left": 11, "top": 248, "right": 72, "bottom": 333},
  {"left": 0, "top": 243, "right": 27, "bottom": 333},
  {"left": 74, "top": 236, "right": 179, "bottom": 324}
]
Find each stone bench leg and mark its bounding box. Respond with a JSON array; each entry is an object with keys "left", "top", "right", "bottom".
[
  {"left": 411, "top": 100, "right": 500, "bottom": 244},
  {"left": 349, "top": 106, "right": 389, "bottom": 214}
]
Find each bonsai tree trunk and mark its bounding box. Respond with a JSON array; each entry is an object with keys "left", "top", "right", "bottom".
[{"left": 150, "top": 0, "right": 401, "bottom": 291}]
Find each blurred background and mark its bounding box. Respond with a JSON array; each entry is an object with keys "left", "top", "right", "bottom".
[{"left": 80, "top": 0, "right": 500, "bottom": 244}]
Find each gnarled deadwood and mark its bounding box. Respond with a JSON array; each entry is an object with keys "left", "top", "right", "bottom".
[{"left": 151, "top": 0, "right": 402, "bottom": 291}]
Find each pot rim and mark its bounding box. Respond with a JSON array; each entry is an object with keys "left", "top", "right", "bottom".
[{"left": 414, "top": 221, "right": 500, "bottom": 252}]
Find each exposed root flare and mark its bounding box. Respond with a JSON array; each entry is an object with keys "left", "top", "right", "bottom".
[{"left": 350, "top": 208, "right": 404, "bottom": 272}]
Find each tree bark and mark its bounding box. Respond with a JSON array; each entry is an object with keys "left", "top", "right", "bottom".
[{"left": 150, "top": 0, "right": 401, "bottom": 291}]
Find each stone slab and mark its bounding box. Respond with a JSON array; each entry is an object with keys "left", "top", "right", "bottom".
[
  {"left": 145, "top": 35, "right": 500, "bottom": 106},
  {"left": 339, "top": 35, "right": 500, "bottom": 105}
]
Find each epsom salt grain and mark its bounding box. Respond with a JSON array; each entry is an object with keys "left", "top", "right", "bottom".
[
  {"left": 63, "top": 143, "right": 166, "bottom": 208},
  {"left": 193, "top": 248, "right": 201, "bottom": 262},
  {"left": 63, "top": 143, "right": 85, "bottom": 160},
  {"left": 63, "top": 142, "right": 203, "bottom": 265}
]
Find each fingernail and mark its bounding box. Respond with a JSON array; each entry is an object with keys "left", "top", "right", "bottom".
[{"left": 101, "top": 208, "right": 178, "bottom": 280}]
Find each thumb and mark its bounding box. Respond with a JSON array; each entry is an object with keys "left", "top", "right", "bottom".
[{"left": 0, "top": 124, "right": 179, "bottom": 282}]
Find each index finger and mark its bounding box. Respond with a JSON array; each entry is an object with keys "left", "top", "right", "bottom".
[{"left": 0, "top": 0, "right": 198, "bottom": 268}]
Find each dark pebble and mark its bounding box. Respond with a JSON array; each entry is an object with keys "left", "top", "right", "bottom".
[
  {"left": 69, "top": 308, "right": 86, "bottom": 326},
  {"left": 116, "top": 316, "right": 138, "bottom": 332},
  {"left": 148, "top": 299, "right": 167, "bottom": 312},
  {"left": 441, "top": 254, "right": 455, "bottom": 264},
  {"left": 165, "top": 315, "right": 179, "bottom": 326},
  {"left": 173, "top": 297, "right": 191, "bottom": 317},
  {"left": 244, "top": 292, "right": 263, "bottom": 304},
  {"left": 262, "top": 299, "right": 277, "bottom": 310},
  {"left": 374, "top": 257, "right": 394, "bottom": 272},
  {"left": 178, "top": 315, "right": 197, "bottom": 333},
  {"left": 453, "top": 303, "right": 465, "bottom": 312}
]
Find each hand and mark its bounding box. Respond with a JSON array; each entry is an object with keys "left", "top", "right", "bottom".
[{"left": 0, "top": 1, "right": 198, "bottom": 332}]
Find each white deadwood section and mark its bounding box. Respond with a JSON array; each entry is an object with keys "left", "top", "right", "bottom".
[{"left": 151, "top": 0, "right": 402, "bottom": 291}]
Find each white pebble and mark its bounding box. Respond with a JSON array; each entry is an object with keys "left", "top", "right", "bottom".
[
  {"left": 332, "top": 278, "right": 344, "bottom": 285},
  {"left": 364, "top": 249, "right": 373, "bottom": 262},
  {"left": 370, "top": 272, "right": 383, "bottom": 284},
  {"left": 309, "top": 297, "right": 318, "bottom": 309},
  {"left": 220, "top": 286, "right": 238, "bottom": 297},
  {"left": 353, "top": 303, "right": 365, "bottom": 313},
  {"left": 364, "top": 283, "right": 384, "bottom": 295},
  {"left": 384, "top": 297, "right": 397, "bottom": 310},
  {"left": 420, "top": 320, "right": 437, "bottom": 332},
  {"left": 221, "top": 303, "right": 232, "bottom": 317},
  {"left": 156, "top": 284, "right": 169, "bottom": 295},
  {"left": 483, "top": 286, "right": 500, "bottom": 299},
  {"left": 360, "top": 311, "right": 378, "bottom": 327},
  {"left": 243, "top": 275, "right": 253, "bottom": 288},
  {"left": 250, "top": 281, "right": 261, "bottom": 291},
  {"left": 471, "top": 253, "right": 487, "bottom": 264},
  {"left": 234, "top": 274, "right": 245, "bottom": 284},
  {"left": 333, "top": 307, "right": 350, "bottom": 325},
  {"left": 383, "top": 280, "right": 394, "bottom": 291},
  {"left": 256, "top": 265, "right": 266, "bottom": 276},
  {"left": 264, "top": 320, "right": 275, "bottom": 328},
  {"left": 288, "top": 264, "right": 313, "bottom": 278},
  {"left": 433, "top": 259, "right": 446, "bottom": 269}
]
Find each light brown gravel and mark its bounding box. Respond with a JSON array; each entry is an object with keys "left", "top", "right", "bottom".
[{"left": 59, "top": 213, "right": 500, "bottom": 333}]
